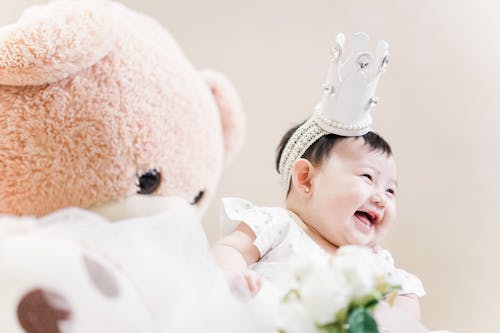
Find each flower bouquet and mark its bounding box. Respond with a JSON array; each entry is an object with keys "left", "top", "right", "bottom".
[{"left": 277, "top": 246, "right": 400, "bottom": 333}]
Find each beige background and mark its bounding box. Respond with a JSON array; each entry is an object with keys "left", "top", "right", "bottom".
[{"left": 2, "top": 1, "right": 499, "bottom": 332}]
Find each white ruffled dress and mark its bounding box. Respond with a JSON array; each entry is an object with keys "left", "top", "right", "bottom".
[{"left": 221, "top": 197, "right": 426, "bottom": 297}]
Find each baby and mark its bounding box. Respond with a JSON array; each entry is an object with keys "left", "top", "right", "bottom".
[{"left": 213, "top": 33, "right": 424, "bottom": 323}]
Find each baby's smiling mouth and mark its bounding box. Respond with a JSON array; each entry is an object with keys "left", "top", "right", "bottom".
[{"left": 354, "top": 211, "right": 378, "bottom": 228}]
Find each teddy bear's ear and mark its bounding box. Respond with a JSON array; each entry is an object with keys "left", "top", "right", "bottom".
[
  {"left": 201, "top": 70, "right": 246, "bottom": 165},
  {"left": 0, "top": 1, "right": 114, "bottom": 86}
]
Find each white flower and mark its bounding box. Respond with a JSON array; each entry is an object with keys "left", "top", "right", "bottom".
[
  {"left": 331, "top": 246, "right": 383, "bottom": 298},
  {"left": 290, "top": 252, "right": 326, "bottom": 281},
  {"left": 299, "top": 269, "right": 350, "bottom": 325},
  {"left": 278, "top": 245, "right": 396, "bottom": 333},
  {"left": 277, "top": 298, "right": 317, "bottom": 333}
]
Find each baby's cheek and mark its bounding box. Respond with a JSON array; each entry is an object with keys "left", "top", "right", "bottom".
[
  {"left": 386, "top": 204, "right": 397, "bottom": 226},
  {"left": 377, "top": 215, "right": 396, "bottom": 240},
  {"left": 336, "top": 188, "right": 366, "bottom": 206}
]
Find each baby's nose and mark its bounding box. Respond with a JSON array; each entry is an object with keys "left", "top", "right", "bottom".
[{"left": 371, "top": 192, "right": 386, "bottom": 207}]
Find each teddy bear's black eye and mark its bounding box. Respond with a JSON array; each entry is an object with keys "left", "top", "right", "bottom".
[
  {"left": 191, "top": 190, "right": 205, "bottom": 205},
  {"left": 137, "top": 169, "right": 161, "bottom": 195}
]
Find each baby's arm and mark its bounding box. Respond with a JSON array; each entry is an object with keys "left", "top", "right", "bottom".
[
  {"left": 372, "top": 246, "right": 422, "bottom": 320},
  {"left": 213, "top": 222, "right": 262, "bottom": 296}
]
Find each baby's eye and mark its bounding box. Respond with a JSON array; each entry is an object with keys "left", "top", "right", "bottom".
[
  {"left": 361, "top": 174, "right": 373, "bottom": 181},
  {"left": 386, "top": 188, "right": 396, "bottom": 196}
]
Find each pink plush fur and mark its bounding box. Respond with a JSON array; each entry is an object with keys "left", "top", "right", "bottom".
[
  {"left": 0, "top": 0, "right": 245, "bottom": 216},
  {"left": 0, "top": 2, "right": 114, "bottom": 85},
  {"left": 201, "top": 70, "right": 246, "bottom": 165}
]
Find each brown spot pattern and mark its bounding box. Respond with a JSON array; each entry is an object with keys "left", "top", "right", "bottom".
[
  {"left": 83, "top": 255, "right": 120, "bottom": 298},
  {"left": 17, "top": 288, "right": 71, "bottom": 333}
]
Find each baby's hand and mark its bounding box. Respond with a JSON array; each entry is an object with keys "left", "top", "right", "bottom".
[
  {"left": 224, "top": 269, "right": 263, "bottom": 300},
  {"left": 374, "top": 301, "right": 427, "bottom": 333}
]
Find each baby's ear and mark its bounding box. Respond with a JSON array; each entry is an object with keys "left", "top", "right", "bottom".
[
  {"left": 291, "top": 159, "right": 314, "bottom": 192},
  {"left": 200, "top": 70, "right": 245, "bottom": 165},
  {"left": 0, "top": 1, "right": 115, "bottom": 86}
]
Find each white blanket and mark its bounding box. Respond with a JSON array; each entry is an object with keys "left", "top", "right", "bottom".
[{"left": 0, "top": 205, "right": 268, "bottom": 333}]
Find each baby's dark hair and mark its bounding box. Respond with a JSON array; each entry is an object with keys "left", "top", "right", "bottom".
[{"left": 275, "top": 121, "right": 393, "bottom": 174}]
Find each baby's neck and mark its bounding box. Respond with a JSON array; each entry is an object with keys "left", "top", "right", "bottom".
[{"left": 286, "top": 208, "right": 338, "bottom": 254}]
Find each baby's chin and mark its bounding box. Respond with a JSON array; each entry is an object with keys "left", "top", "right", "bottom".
[{"left": 344, "top": 232, "right": 376, "bottom": 248}]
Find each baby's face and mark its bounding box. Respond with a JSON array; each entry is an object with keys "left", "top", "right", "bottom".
[{"left": 304, "top": 137, "right": 397, "bottom": 248}]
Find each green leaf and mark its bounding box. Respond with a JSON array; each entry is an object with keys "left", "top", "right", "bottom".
[
  {"left": 336, "top": 306, "right": 349, "bottom": 324},
  {"left": 346, "top": 308, "right": 379, "bottom": 333},
  {"left": 352, "top": 292, "right": 381, "bottom": 308},
  {"left": 317, "top": 321, "right": 344, "bottom": 333},
  {"left": 364, "top": 299, "right": 380, "bottom": 312}
]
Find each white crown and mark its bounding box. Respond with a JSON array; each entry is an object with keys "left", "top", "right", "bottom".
[{"left": 278, "top": 32, "right": 389, "bottom": 192}]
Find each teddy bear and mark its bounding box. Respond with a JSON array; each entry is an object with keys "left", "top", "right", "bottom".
[
  {"left": 0, "top": 0, "right": 245, "bottom": 218},
  {"left": 0, "top": 1, "right": 271, "bottom": 332}
]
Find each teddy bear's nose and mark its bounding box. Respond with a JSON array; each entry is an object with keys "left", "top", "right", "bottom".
[{"left": 137, "top": 169, "right": 161, "bottom": 195}]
